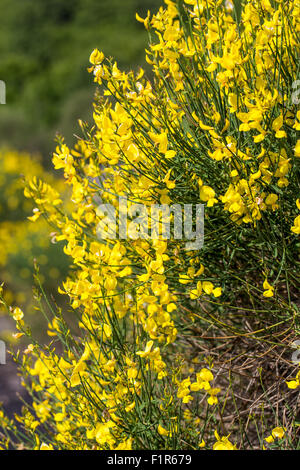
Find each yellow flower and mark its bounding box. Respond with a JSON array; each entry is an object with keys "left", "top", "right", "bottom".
[
  {"left": 12, "top": 307, "right": 24, "bottom": 321},
  {"left": 213, "top": 431, "right": 236, "bottom": 450},
  {"left": 294, "top": 140, "right": 300, "bottom": 157},
  {"left": 135, "top": 11, "right": 150, "bottom": 29},
  {"left": 291, "top": 215, "right": 300, "bottom": 234},
  {"left": 158, "top": 424, "right": 169, "bottom": 436},
  {"left": 136, "top": 340, "right": 154, "bottom": 358},
  {"left": 207, "top": 387, "right": 221, "bottom": 405},
  {"left": 286, "top": 371, "right": 300, "bottom": 389},
  {"left": 24, "top": 344, "right": 34, "bottom": 355},
  {"left": 89, "top": 49, "right": 104, "bottom": 65},
  {"left": 265, "top": 426, "right": 286, "bottom": 443},
  {"left": 12, "top": 332, "right": 24, "bottom": 340},
  {"left": 199, "top": 180, "right": 218, "bottom": 207},
  {"left": 263, "top": 279, "right": 274, "bottom": 297},
  {"left": 115, "top": 438, "right": 133, "bottom": 450}
]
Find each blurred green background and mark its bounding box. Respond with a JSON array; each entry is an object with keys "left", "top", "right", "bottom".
[{"left": 0, "top": 0, "right": 162, "bottom": 161}]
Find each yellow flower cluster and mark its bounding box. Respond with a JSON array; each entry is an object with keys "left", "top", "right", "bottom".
[{"left": 0, "top": 0, "right": 299, "bottom": 450}]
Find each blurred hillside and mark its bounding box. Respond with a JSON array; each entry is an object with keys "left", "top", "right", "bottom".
[
  {"left": 0, "top": 0, "right": 162, "bottom": 163},
  {"left": 0, "top": 149, "right": 70, "bottom": 331}
]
